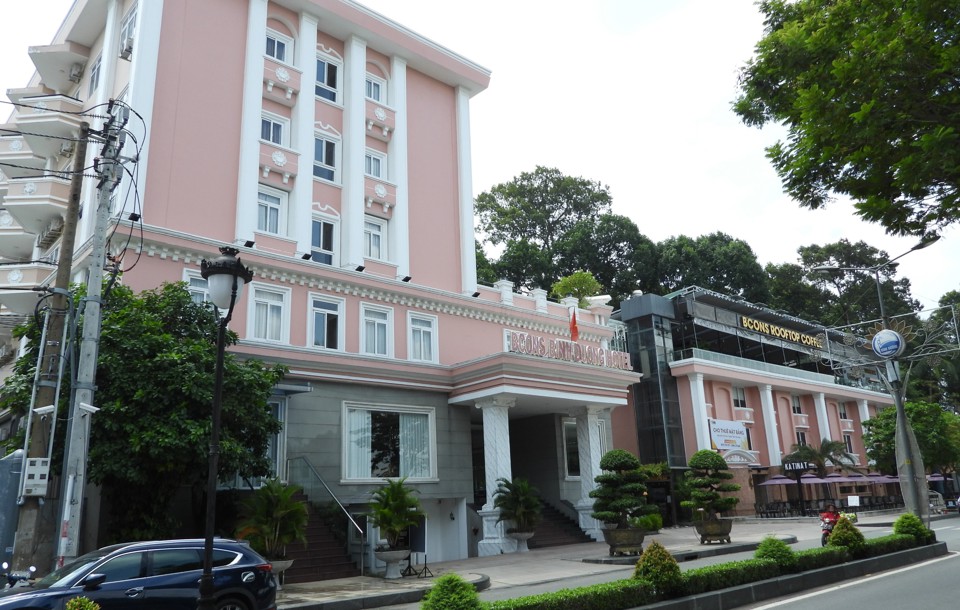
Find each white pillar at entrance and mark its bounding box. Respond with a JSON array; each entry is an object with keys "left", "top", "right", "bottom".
[
  {"left": 759, "top": 385, "right": 781, "bottom": 466},
  {"left": 858, "top": 399, "right": 870, "bottom": 433},
  {"left": 687, "top": 373, "right": 711, "bottom": 450},
  {"left": 574, "top": 406, "right": 606, "bottom": 540},
  {"left": 475, "top": 396, "right": 515, "bottom": 556},
  {"left": 814, "top": 393, "right": 830, "bottom": 442}
]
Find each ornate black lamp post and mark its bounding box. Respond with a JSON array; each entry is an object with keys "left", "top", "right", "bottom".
[{"left": 198, "top": 246, "right": 253, "bottom": 610}]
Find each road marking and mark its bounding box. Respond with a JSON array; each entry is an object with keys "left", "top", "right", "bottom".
[{"left": 749, "top": 552, "right": 959, "bottom": 609}]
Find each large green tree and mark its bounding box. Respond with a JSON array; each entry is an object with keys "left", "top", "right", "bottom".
[
  {"left": 734, "top": 0, "right": 960, "bottom": 237},
  {"left": 657, "top": 232, "right": 770, "bottom": 302},
  {"left": 765, "top": 261, "right": 833, "bottom": 323},
  {"left": 862, "top": 401, "right": 960, "bottom": 476},
  {"left": 0, "top": 282, "right": 286, "bottom": 541},
  {"left": 908, "top": 290, "right": 960, "bottom": 407}
]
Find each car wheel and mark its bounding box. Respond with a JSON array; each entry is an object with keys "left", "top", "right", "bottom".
[{"left": 215, "top": 597, "right": 250, "bottom": 610}]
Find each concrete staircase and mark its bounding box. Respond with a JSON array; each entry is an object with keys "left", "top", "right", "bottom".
[
  {"left": 528, "top": 503, "right": 594, "bottom": 549},
  {"left": 281, "top": 500, "right": 361, "bottom": 583}
]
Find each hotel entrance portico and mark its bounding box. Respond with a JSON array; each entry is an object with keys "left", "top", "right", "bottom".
[{"left": 449, "top": 351, "right": 639, "bottom": 555}]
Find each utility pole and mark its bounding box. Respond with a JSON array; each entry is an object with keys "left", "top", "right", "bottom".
[
  {"left": 57, "top": 102, "right": 128, "bottom": 565},
  {"left": 11, "top": 123, "right": 89, "bottom": 572}
]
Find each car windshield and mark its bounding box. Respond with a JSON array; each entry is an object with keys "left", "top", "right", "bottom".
[{"left": 32, "top": 550, "right": 111, "bottom": 589}]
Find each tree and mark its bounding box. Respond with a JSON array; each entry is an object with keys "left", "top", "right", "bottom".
[
  {"left": 551, "top": 271, "right": 603, "bottom": 308},
  {"left": 1, "top": 282, "right": 286, "bottom": 541},
  {"left": 862, "top": 401, "right": 960, "bottom": 476},
  {"left": 657, "top": 232, "right": 770, "bottom": 302},
  {"left": 908, "top": 291, "right": 960, "bottom": 408},
  {"left": 782, "top": 439, "right": 859, "bottom": 478},
  {"left": 475, "top": 240, "right": 499, "bottom": 286},
  {"left": 765, "top": 262, "right": 832, "bottom": 323},
  {"left": 734, "top": 0, "right": 960, "bottom": 237}
]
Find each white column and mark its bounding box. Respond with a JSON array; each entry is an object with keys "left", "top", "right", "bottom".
[
  {"left": 759, "top": 385, "right": 781, "bottom": 466},
  {"left": 574, "top": 406, "right": 606, "bottom": 540},
  {"left": 293, "top": 13, "right": 318, "bottom": 254},
  {"left": 814, "top": 393, "right": 830, "bottom": 442},
  {"left": 390, "top": 56, "right": 409, "bottom": 279},
  {"left": 456, "top": 86, "right": 477, "bottom": 295},
  {"left": 687, "top": 373, "right": 711, "bottom": 451},
  {"left": 234, "top": 0, "right": 269, "bottom": 245},
  {"left": 341, "top": 35, "right": 367, "bottom": 270},
  {"left": 475, "top": 396, "right": 515, "bottom": 556},
  {"left": 858, "top": 399, "right": 870, "bottom": 434}
]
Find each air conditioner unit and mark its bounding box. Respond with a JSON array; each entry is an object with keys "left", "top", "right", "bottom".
[
  {"left": 120, "top": 37, "right": 134, "bottom": 60},
  {"left": 59, "top": 142, "right": 74, "bottom": 157}
]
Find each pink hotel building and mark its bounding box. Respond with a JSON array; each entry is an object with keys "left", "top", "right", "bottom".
[{"left": 0, "top": 0, "right": 893, "bottom": 574}]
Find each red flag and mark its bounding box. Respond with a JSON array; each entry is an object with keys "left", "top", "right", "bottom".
[{"left": 570, "top": 309, "right": 579, "bottom": 342}]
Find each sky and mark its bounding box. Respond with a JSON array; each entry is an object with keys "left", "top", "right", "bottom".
[{"left": 2, "top": 0, "right": 957, "bottom": 311}]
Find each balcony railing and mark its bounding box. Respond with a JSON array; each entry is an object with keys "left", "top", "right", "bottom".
[
  {"left": 840, "top": 418, "right": 855, "bottom": 433},
  {"left": 734, "top": 407, "right": 754, "bottom": 423},
  {"left": 792, "top": 413, "right": 810, "bottom": 428},
  {"left": 262, "top": 57, "right": 301, "bottom": 107},
  {"left": 3, "top": 176, "right": 72, "bottom": 234}
]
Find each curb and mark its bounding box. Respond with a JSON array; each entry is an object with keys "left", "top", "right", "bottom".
[{"left": 583, "top": 535, "right": 799, "bottom": 566}]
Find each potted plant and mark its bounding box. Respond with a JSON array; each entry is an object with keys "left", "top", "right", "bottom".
[
  {"left": 367, "top": 478, "right": 426, "bottom": 579},
  {"left": 235, "top": 478, "right": 309, "bottom": 583},
  {"left": 681, "top": 450, "right": 740, "bottom": 544},
  {"left": 589, "top": 449, "right": 648, "bottom": 556},
  {"left": 492, "top": 477, "right": 542, "bottom": 552}
]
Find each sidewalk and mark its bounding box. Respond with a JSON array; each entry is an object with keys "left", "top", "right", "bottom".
[{"left": 276, "top": 511, "right": 929, "bottom": 610}]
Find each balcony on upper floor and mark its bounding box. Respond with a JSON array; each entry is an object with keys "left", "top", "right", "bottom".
[
  {"left": 364, "top": 177, "right": 396, "bottom": 215},
  {"left": 259, "top": 142, "right": 299, "bottom": 189},
  {"left": 262, "top": 57, "right": 301, "bottom": 108},
  {"left": 734, "top": 407, "right": 754, "bottom": 423},
  {"left": 28, "top": 42, "right": 90, "bottom": 95},
  {"left": 0, "top": 210, "right": 39, "bottom": 261},
  {"left": 0, "top": 131, "right": 46, "bottom": 180},
  {"left": 840, "top": 418, "right": 855, "bottom": 433},
  {"left": 365, "top": 100, "right": 395, "bottom": 142},
  {"left": 14, "top": 94, "right": 86, "bottom": 160},
  {"left": 3, "top": 176, "right": 72, "bottom": 235},
  {"left": 792, "top": 413, "right": 810, "bottom": 428},
  {"left": 0, "top": 260, "right": 56, "bottom": 314}
]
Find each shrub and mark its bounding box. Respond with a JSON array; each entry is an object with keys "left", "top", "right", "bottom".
[
  {"left": 421, "top": 573, "right": 481, "bottom": 610},
  {"left": 485, "top": 578, "right": 655, "bottom": 610},
  {"left": 862, "top": 533, "right": 918, "bottom": 558},
  {"left": 66, "top": 598, "right": 101, "bottom": 610},
  {"left": 590, "top": 449, "right": 648, "bottom": 528},
  {"left": 754, "top": 536, "right": 798, "bottom": 573},
  {"left": 629, "top": 513, "right": 663, "bottom": 532},
  {"left": 682, "top": 558, "right": 778, "bottom": 595},
  {"left": 680, "top": 450, "right": 740, "bottom": 519},
  {"left": 827, "top": 515, "right": 866, "bottom": 557},
  {"left": 893, "top": 513, "right": 935, "bottom": 544},
  {"left": 633, "top": 540, "right": 683, "bottom": 598},
  {"left": 794, "top": 546, "right": 849, "bottom": 571}
]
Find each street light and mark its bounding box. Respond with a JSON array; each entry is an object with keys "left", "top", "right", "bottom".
[
  {"left": 198, "top": 246, "right": 253, "bottom": 610},
  {"left": 811, "top": 235, "right": 939, "bottom": 522}
]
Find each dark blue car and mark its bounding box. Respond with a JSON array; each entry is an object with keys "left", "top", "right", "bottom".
[{"left": 0, "top": 539, "right": 276, "bottom": 610}]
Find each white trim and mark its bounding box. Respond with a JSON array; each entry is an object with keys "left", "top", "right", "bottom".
[
  {"left": 310, "top": 214, "right": 339, "bottom": 266},
  {"left": 363, "top": 214, "right": 387, "bottom": 261},
  {"left": 340, "top": 401, "right": 438, "bottom": 482},
  {"left": 315, "top": 51, "right": 343, "bottom": 106},
  {"left": 182, "top": 269, "right": 210, "bottom": 305},
  {"left": 313, "top": 132, "right": 340, "bottom": 184},
  {"left": 256, "top": 184, "right": 288, "bottom": 235},
  {"left": 265, "top": 27, "right": 294, "bottom": 65},
  {"left": 456, "top": 86, "right": 477, "bottom": 294},
  {"left": 260, "top": 110, "right": 290, "bottom": 147},
  {"left": 307, "top": 291, "right": 345, "bottom": 351},
  {"left": 293, "top": 13, "right": 319, "bottom": 260},
  {"left": 450, "top": 384, "right": 627, "bottom": 407},
  {"left": 364, "top": 148, "right": 387, "bottom": 180},
  {"left": 407, "top": 311, "right": 439, "bottom": 364},
  {"left": 365, "top": 73, "right": 386, "bottom": 103},
  {"left": 389, "top": 56, "right": 409, "bottom": 280},
  {"left": 360, "top": 302, "right": 394, "bottom": 358},
  {"left": 236, "top": 0, "right": 270, "bottom": 244},
  {"left": 246, "top": 282, "right": 291, "bottom": 344}
]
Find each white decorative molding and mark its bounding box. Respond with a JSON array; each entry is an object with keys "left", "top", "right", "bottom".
[
  {"left": 266, "top": 80, "right": 274, "bottom": 92},
  {"left": 275, "top": 67, "right": 290, "bottom": 83},
  {"left": 23, "top": 182, "right": 37, "bottom": 195},
  {"left": 374, "top": 183, "right": 386, "bottom": 198},
  {"left": 271, "top": 151, "right": 288, "bottom": 167},
  {"left": 0, "top": 211, "right": 12, "bottom": 227},
  {"left": 34, "top": 102, "right": 48, "bottom": 113},
  {"left": 7, "top": 269, "right": 23, "bottom": 283},
  {"left": 9, "top": 140, "right": 23, "bottom": 152},
  {"left": 375, "top": 106, "right": 386, "bottom": 121}
]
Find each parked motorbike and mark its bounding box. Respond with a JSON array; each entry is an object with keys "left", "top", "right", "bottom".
[{"left": 0, "top": 562, "right": 36, "bottom": 589}]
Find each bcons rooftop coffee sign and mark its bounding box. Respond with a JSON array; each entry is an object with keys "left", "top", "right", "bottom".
[
  {"left": 506, "top": 331, "right": 632, "bottom": 370},
  {"left": 740, "top": 316, "right": 823, "bottom": 348}
]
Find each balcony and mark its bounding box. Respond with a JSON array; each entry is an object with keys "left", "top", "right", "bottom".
[
  {"left": 365, "top": 100, "right": 395, "bottom": 142},
  {"left": 364, "top": 176, "right": 396, "bottom": 214},
  {"left": 28, "top": 42, "right": 90, "bottom": 94},
  {"left": 259, "top": 142, "right": 299, "bottom": 189},
  {"left": 840, "top": 418, "right": 855, "bottom": 433},
  {"left": 0, "top": 132, "right": 46, "bottom": 179},
  {"left": 14, "top": 94, "right": 86, "bottom": 159},
  {"left": 0, "top": 261, "right": 56, "bottom": 314},
  {"left": 792, "top": 413, "right": 810, "bottom": 428},
  {"left": 733, "top": 407, "right": 754, "bottom": 423},
  {"left": 0, "top": 210, "right": 38, "bottom": 261},
  {"left": 3, "top": 176, "right": 72, "bottom": 234},
  {"left": 262, "top": 58, "right": 301, "bottom": 107}
]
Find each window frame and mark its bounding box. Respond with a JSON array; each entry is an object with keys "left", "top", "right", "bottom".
[
  {"left": 308, "top": 293, "right": 344, "bottom": 351},
  {"left": 265, "top": 28, "right": 293, "bottom": 65},
  {"left": 363, "top": 215, "right": 387, "bottom": 261},
  {"left": 257, "top": 185, "right": 287, "bottom": 236},
  {"left": 315, "top": 54, "right": 341, "bottom": 104},
  {"left": 838, "top": 402, "right": 848, "bottom": 420},
  {"left": 562, "top": 420, "right": 580, "bottom": 478},
  {"left": 88, "top": 54, "right": 102, "bottom": 97},
  {"left": 796, "top": 430, "right": 807, "bottom": 447},
  {"left": 732, "top": 386, "right": 747, "bottom": 410},
  {"left": 365, "top": 74, "right": 386, "bottom": 103},
  {"left": 260, "top": 112, "right": 289, "bottom": 147},
  {"left": 313, "top": 134, "right": 339, "bottom": 183},
  {"left": 310, "top": 216, "right": 337, "bottom": 265},
  {"left": 183, "top": 271, "right": 210, "bottom": 306},
  {"left": 119, "top": 4, "right": 137, "bottom": 56},
  {"left": 341, "top": 402, "right": 437, "bottom": 482},
  {"left": 791, "top": 395, "right": 803, "bottom": 415},
  {"left": 364, "top": 149, "right": 386, "bottom": 180},
  {"left": 247, "top": 283, "right": 290, "bottom": 344},
  {"left": 407, "top": 312, "right": 438, "bottom": 364},
  {"left": 360, "top": 303, "right": 393, "bottom": 358}
]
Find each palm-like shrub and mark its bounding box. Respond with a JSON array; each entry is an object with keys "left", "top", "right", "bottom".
[
  {"left": 492, "top": 477, "right": 542, "bottom": 533},
  {"left": 590, "top": 449, "right": 648, "bottom": 528},
  {"left": 235, "top": 478, "right": 308, "bottom": 559},
  {"left": 368, "top": 478, "right": 426, "bottom": 550},
  {"left": 681, "top": 450, "right": 740, "bottom": 519}
]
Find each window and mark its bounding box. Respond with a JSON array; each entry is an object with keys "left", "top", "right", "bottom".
[
  {"left": 344, "top": 404, "right": 434, "bottom": 479},
  {"left": 260, "top": 114, "right": 287, "bottom": 146},
  {"left": 745, "top": 426, "right": 753, "bottom": 450},
  {"left": 266, "top": 399, "right": 286, "bottom": 478},
  {"left": 185, "top": 274, "right": 209, "bottom": 305},
  {"left": 88, "top": 55, "right": 101, "bottom": 97},
  {"left": 791, "top": 395, "right": 803, "bottom": 415},
  {"left": 563, "top": 421, "right": 579, "bottom": 477},
  {"left": 363, "top": 216, "right": 386, "bottom": 260},
  {"left": 310, "top": 295, "right": 342, "bottom": 350},
  {"left": 838, "top": 403, "right": 848, "bottom": 420},
  {"left": 843, "top": 434, "right": 854, "bottom": 454},
  {"left": 316, "top": 56, "right": 340, "bottom": 102},
  {"left": 150, "top": 549, "right": 201, "bottom": 576},
  {"left": 265, "top": 29, "right": 292, "bottom": 63},
  {"left": 796, "top": 430, "right": 807, "bottom": 447},
  {"left": 365, "top": 151, "right": 385, "bottom": 179},
  {"left": 98, "top": 552, "right": 145, "bottom": 582},
  {"left": 313, "top": 136, "right": 337, "bottom": 181},
  {"left": 252, "top": 286, "right": 287, "bottom": 342},
  {"left": 408, "top": 314, "right": 437, "bottom": 363},
  {"left": 362, "top": 305, "right": 391, "bottom": 356},
  {"left": 257, "top": 187, "right": 285, "bottom": 235},
  {"left": 365, "top": 75, "right": 385, "bottom": 102},
  {"left": 311, "top": 218, "right": 336, "bottom": 265},
  {"left": 119, "top": 4, "right": 137, "bottom": 56},
  {"left": 732, "top": 387, "right": 747, "bottom": 409}
]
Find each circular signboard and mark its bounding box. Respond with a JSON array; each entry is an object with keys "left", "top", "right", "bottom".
[{"left": 872, "top": 329, "right": 905, "bottom": 359}]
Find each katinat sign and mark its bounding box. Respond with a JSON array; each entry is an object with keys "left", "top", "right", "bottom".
[{"left": 506, "top": 331, "right": 632, "bottom": 370}]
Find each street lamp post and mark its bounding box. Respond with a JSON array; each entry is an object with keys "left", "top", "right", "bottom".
[
  {"left": 812, "top": 236, "right": 939, "bottom": 522},
  {"left": 198, "top": 247, "right": 253, "bottom": 610}
]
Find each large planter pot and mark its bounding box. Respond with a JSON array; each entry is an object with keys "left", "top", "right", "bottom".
[
  {"left": 374, "top": 549, "right": 411, "bottom": 580},
  {"left": 269, "top": 559, "right": 294, "bottom": 590},
  {"left": 694, "top": 517, "right": 733, "bottom": 544},
  {"left": 507, "top": 531, "right": 535, "bottom": 553},
  {"left": 601, "top": 527, "right": 645, "bottom": 556}
]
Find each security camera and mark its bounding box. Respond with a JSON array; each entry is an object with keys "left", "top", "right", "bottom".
[
  {"left": 78, "top": 402, "right": 100, "bottom": 415},
  {"left": 32, "top": 405, "right": 55, "bottom": 417}
]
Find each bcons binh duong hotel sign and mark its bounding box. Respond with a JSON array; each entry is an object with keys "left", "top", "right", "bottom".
[
  {"left": 506, "top": 331, "right": 632, "bottom": 370},
  {"left": 740, "top": 316, "right": 823, "bottom": 348}
]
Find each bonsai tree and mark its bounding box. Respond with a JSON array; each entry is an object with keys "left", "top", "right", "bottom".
[
  {"left": 492, "top": 477, "right": 543, "bottom": 533},
  {"left": 235, "top": 478, "right": 309, "bottom": 559},
  {"left": 681, "top": 450, "right": 740, "bottom": 520},
  {"left": 367, "top": 478, "right": 426, "bottom": 550},
  {"left": 589, "top": 449, "right": 648, "bottom": 529}
]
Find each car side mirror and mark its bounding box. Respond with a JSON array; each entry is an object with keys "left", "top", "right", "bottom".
[{"left": 80, "top": 573, "right": 107, "bottom": 589}]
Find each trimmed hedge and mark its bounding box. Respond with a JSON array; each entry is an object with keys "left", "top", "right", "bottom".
[
  {"left": 794, "top": 545, "right": 849, "bottom": 572},
  {"left": 754, "top": 536, "right": 798, "bottom": 574},
  {"left": 682, "top": 558, "right": 779, "bottom": 595},
  {"left": 861, "top": 533, "right": 918, "bottom": 558},
  {"left": 484, "top": 579, "right": 656, "bottom": 610}
]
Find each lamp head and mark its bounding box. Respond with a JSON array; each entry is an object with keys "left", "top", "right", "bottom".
[
  {"left": 911, "top": 235, "right": 940, "bottom": 251},
  {"left": 201, "top": 247, "right": 254, "bottom": 311}
]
